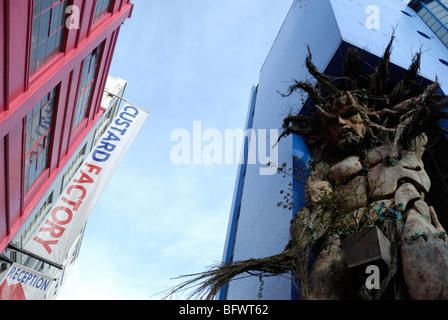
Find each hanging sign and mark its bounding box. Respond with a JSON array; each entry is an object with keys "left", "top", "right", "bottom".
[
  {"left": 23, "top": 105, "right": 149, "bottom": 265},
  {"left": 0, "top": 263, "right": 55, "bottom": 300}
]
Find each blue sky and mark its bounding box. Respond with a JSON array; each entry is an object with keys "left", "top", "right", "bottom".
[{"left": 57, "top": 0, "right": 293, "bottom": 300}]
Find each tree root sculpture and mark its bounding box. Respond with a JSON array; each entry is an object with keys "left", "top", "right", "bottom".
[{"left": 167, "top": 34, "right": 448, "bottom": 300}]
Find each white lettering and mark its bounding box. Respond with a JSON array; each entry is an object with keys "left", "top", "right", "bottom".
[
  {"left": 366, "top": 5, "right": 380, "bottom": 30},
  {"left": 66, "top": 5, "right": 80, "bottom": 30},
  {"left": 169, "top": 122, "right": 278, "bottom": 175},
  {"left": 365, "top": 265, "right": 380, "bottom": 289}
]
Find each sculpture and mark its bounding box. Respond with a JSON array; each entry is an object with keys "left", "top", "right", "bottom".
[
  {"left": 279, "top": 35, "right": 448, "bottom": 299},
  {"left": 168, "top": 35, "right": 448, "bottom": 300}
]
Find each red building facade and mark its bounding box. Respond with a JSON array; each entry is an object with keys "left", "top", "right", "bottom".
[{"left": 0, "top": 0, "right": 133, "bottom": 256}]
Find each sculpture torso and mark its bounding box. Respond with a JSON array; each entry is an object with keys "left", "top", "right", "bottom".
[{"left": 304, "top": 133, "right": 448, "bottom": 299}]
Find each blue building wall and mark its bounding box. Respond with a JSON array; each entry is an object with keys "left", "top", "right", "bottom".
[
  {"left": 221, "top": 0, "right": 448, "bottom": 300},
  {"left": 219, "top": 85, "right": 257, "bottom": 300},
  {"left": 221, "top": 0, "right": 342, "bottom": 300}
]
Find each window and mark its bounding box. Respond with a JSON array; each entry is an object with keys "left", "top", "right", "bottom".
[
  {"left": 416, "top": 0, "right": 448, "bottom": 47},
  {"left": 21, "top": 192, "right": 53, "bottom": 245},
  {"left": 92, "top": 0, "right": 113, "bottom": 25},
  {"left": 61, "top": 143, "right": 87, "bottom": 191},
  {"left": 71, "top": 44, "right": 104, "bottom": 134},
  {"left": 24, "top": 87, "right": 57, "bottom": 194},
  {"left": 30, "top": 0, "right": 68, "bottom": 76}
]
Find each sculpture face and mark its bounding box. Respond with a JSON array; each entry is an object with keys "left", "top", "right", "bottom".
[
  {"left": 322, "top": 93, "right": 366, "bottom": 150},
  {"left": 326, "top": 111, "right": 365, "bottom": 150}
]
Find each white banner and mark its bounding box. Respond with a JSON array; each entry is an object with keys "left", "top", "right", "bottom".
[
  {"left": 0, "top": 263, "right": 55, "bottom": 300},
  {"left": 23, "top": 105, "right": 149, "bottom": 265}
]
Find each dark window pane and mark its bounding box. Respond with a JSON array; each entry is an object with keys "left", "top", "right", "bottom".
[
  {"left": 34, "top": 101, "right": 42, "bottom": 116},
  {"left": 93, "top": 3, "right": 99, "bottom": 19},
  {"left": 28, "top": 164, "right": 35, "bottom": 190},
  {"left": 36, "top": 41, "right": 48, "bottom": 70},
  {"left": 80, "top": 60, "right": 89, "bottom": 90},
  {"left": 92, "top": 0, "right": 112, "bottom": 25},
  {"left": 25, "top": 119, "right": 32, "bottom": 155},
  {"left": 24, "top": 86, "right": 57, "bottom": 194},
  {"left": 50, "top": 87, "right": 57, "bottom": 98},
  {"left": 32, "top": 17, "right": 40, "bottom": 48},
  {"left": 50, "top": 4, "right": 60, "bottom": 34},
  {"left": 419, "top": 8, "right": 429, "bottom": 18},
  {"left": 34, "top": 0, "right": 42, "bottom": 17},
  {"left": 30, "top": 47, "right": 38, "bottom": 75},
  {"left": 427, "top": 16, "right": 437, "bottom": 27},
  {"left": 437, "top": 12, "right": 448, "bottom": 21},
  {"left": 101, "top": 0, "right": 109, "bottom": 13},
  {"left": 58, "top": 2, "right": 67, "bottom": 27},
  {"left": 41, "top": 0, "right": 52, "bottom": 12},
  {"left": 46, "top": 33, "right": 56, "bottom": 59},
  {"left": 436, "top": 27, "right": 446, "bottom": 38},
  {"left": 432, "top": 21, "right": 442, "bottom": 31},
  {"left": 31, "top": 118, "right": 40, "bottom": 147},
  {"left": 55, "top": 28, "right": 64, "bottom": 51},
  {"left": 433, "top": 6, "right": 444, "bottom": 15},
  {"left": 72, "top": 44, "right": 103, "bottom": 133},
  {"left": 38, "top": 10, "right": 51, "bottom": 43},
  {"left": 24, "top": 165, "right": 29, "bottom": 193},
  {"left": 442, "top": 32, "right": 448, "bottom": 44},
  {"left": 428, "top": 2, "right": 439, "bottom": 10}
]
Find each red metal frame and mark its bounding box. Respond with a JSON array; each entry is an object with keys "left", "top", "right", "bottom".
[{"left": 0, "top": 0, "right": 134, "bottom": 255}]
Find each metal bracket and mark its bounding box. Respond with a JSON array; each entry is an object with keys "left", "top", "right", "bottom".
[
  {"left": 104, "top": 90, "right": 148, "bottom": 111},
  {"left": 0, "top": 254, "right": 13, "bottom": 265},
  {"left": 7, "top": 244, "right": 63, "bottom": 270}
]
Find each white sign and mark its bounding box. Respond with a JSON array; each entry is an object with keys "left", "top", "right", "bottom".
[
  {"left": 0, "top": 263, "right": 55, "bottom": 300},
  {"left": 23, "top": 105, "right": 149, "bottom": 265}
]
